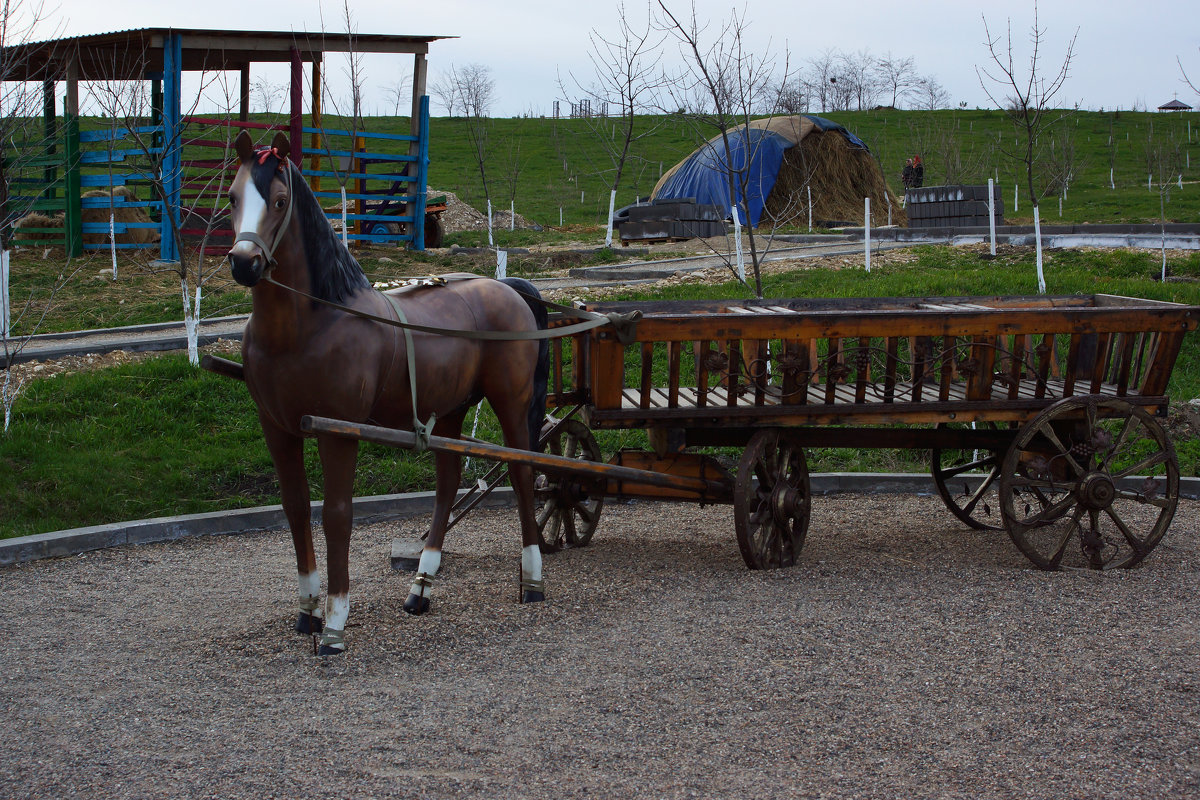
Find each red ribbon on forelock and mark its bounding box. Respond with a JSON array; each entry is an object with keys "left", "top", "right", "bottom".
[{"left": 255, "top": 146, "right": 284, "bottom": 168}]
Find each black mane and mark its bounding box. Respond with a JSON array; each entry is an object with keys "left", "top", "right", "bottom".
[{"left": 251, "top": 153, "right": 371, "bottom": 304}]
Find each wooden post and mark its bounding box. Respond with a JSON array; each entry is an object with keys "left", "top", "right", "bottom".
[
  {"left": 239, "top": 64, "right": 250, "bottom": 122},
  {"left": 309, "top": 56, "right": 322, "bottom": 192},
  {"left": 63, "top": 56, "right": 83, "bottom": 258},
  {"left": 42, "top": 81, "right": 56, "bottom": 201},
  {"left": 413, "top": 96, "right": 430, "bottom": 250},
  {"left": 406, "top": 52, "right": 429, "bottom": 245},
  {"left": 289, "top": 46, "right": 303, "bottom": 166},
  {"left": 355, "top": 134, "right": 366, "bottom": 240}
]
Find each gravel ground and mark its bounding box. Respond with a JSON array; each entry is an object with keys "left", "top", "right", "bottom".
[{"left": 2, "top": 494, "right": 1199, "bottom": 799}]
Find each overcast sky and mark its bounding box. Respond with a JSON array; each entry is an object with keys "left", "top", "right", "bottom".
[{"left": 49, "top": 0, "right": 1200, "bottom": 117}]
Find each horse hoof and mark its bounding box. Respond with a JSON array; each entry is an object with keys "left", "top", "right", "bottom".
[
  {"left": 522, "top": 590, "right": 545, "bottom": 604},
  {"left": 295, "top": 613, "right": 324, "bottom": 635},
  {"left": 403, "top": 593, "right": 430, "bottom": 616},
  {"left": 317, "top": 645, "right": 345, "bottom": 657}
]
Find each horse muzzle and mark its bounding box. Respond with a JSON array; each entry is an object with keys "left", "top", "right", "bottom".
[{"left": 227, "top": 245, "right": 266, "bottom": 287}]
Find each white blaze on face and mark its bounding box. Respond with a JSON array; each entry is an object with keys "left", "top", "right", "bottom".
[
  {"left": 297, "top": 571, "right": 322, "bottom": 617},
  {"left": 229, "top": 172, "right": 268, "bottom": 260},
  {"left": 409, "top": 549, "right": 441, "bottom": 599}
]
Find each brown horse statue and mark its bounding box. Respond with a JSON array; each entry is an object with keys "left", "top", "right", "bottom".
[{"left": 226, "top": 130, "right": 549, "bottom": 655}]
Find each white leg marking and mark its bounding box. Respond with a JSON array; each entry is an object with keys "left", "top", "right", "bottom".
[
  {"left": 321, "top": 593, "right": 350, "bottom": 650},
  {"left": 521, "top": 544, "right": 542, "bottom": 584},
  {"left": 409, "top": 549, "right": 441, "bottom": 598},
  {"left": 297, "top": 571, "right": 322, "bottom": 617}
]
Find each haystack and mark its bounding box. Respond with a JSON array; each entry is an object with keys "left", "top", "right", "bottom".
[
  {"left": 653, "top": 115, "right": 904, "bottom": 228},
  {"left": 12, "top": 212, "right": 65, "bottom": 241},
  {"left": 82, "top": 186, "right": 160, "bottom": 244}
]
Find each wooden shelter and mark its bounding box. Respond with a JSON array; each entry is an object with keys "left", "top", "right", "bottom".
[
  {"left": 0, "top": 28, "right": 450, "bottom": 258},
  {"left": 1157, "top": 99, "right": 1193, "bottom": 112}
]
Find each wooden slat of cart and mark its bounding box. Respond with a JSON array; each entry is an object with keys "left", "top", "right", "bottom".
[
  {"left": 667, "top": 341, "right": 681, "bottom": 407},
  {"left": 639, "top": 341, "right": 654, "bottom": 409},
  {"left": 883, "top": 337, "right": 899, "bottom": 402},
  {"left": 854, "top": 337, "right": 870, "bottom": 404}
]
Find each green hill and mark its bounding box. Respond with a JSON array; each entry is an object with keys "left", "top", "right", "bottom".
[{"left": 403, "top": 109, "right": 1198, "bottom": 229}]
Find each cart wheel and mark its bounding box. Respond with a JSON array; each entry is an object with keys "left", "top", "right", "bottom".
[
  {"left": 998, "top": 396, "right": 1179, "bottom": 571},
  {"left": 931, "top": 422, "right": 1013, "bottom": 530},
  {"left": 534, "top": 419, "right": 604, "bottom": 552},
  {"left": 734, "top": 429, "right": 811, "bottom": 570}
]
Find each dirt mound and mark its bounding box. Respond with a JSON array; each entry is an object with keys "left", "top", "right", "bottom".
[{"left": 431, "top": 188, "right": 535, "bottom": 234}]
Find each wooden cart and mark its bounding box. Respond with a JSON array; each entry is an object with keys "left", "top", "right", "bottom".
[{"left": 300, "top": 293, "right": 1198, "bottom": 572}]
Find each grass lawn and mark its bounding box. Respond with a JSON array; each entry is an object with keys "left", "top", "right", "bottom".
[{"left": 3, "top": 245, "right": 1198, "bottom": 539}]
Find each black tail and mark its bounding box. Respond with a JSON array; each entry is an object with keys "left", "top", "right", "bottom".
[{"left": 501, "top": 277, "right": 550, "bottom": 453}]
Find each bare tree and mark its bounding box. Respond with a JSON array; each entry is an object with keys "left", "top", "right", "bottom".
[
  {"left": 839, "top": 48, "right": 881, "bottom": 111},
  {"left": 313, "top": 0, "right": 370, "bottom": 244},
  {"left": 86, "top": 56, "right": 241, "bottom": 367},
  {"left": 1144, "top": 121, "right": 1184, "bottom": 280},
  {"left": 0, "top": 0, "right": 74, "bottom": 432},
  {"left": 561, "top": 1, "right": 668, "bottom": 246},
  {"left": 655, "top": 0, "right": 791, "bottom": 298},
  {"left": 454, "top": 62, "right": 497, "bottom": 212},
  {"left": 382, "top": 76, "right": 411, "bottom": 117},
  {"left": 905, "top": 111, "right": 994, "bottom": 186},
  {"left": 802, "top": 49, "right": 839, "bottom": 112},
  {"left": 875, "top": 52, "right": 920, "bottom": 108},
  {"left": 977, "top": 1, "right": 1078, "bottom": 293},
  {"left": 428, "top": 69, "right": 459, "bottom": 117},
  {"left": 250, "top": 77, "right": 287, "bottom": 115},
  {"left": 769, "top": 77, "right": 809, "bottom": 114},
  {"left": 913, "top": 75, "right": 952, "bottom": 111}
]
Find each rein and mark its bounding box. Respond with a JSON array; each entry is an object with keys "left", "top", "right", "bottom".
[
  {"left": 261, "top": 274, "right": 642, "bottom": 344},
  {"left": 261, "top": 274, "right": 641, "bottom": 452}
]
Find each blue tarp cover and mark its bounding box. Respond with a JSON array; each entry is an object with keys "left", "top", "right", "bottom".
[
  {"left": 654, "top": 128, "right": 790, "bottom": 228},
  {"left": 654, "top": 115, "right": 868, "bottom": 227}
]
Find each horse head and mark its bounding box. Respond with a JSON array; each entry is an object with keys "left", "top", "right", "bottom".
[{"left": 227, "top": 130, "right": 295, "bottom": 287}]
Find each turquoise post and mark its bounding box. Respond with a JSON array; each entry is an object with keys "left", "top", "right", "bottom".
[
  {"left": 413, "top": 96, "right": 430, "bottom": 250},
  {"left": 160, "top": 32, "right": 182, "bottom": 262}
]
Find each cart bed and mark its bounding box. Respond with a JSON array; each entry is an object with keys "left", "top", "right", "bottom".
[{"left": 548, "top": 294, "right": 1198, "bottom": 430}]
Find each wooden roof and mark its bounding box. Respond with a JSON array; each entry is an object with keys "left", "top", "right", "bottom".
[
  {"left": 1157, "top": 99, "right": 1193, "bottom": 111},
  {"left": 1, "top": 28, "right": 453, "bottom": 82}
]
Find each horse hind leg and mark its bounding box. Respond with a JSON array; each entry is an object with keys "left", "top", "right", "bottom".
[{"left": 490, "top": 389, "right": 545, "bottom": 605}]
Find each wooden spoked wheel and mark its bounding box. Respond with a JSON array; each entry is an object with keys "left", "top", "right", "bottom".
[
  {"left": 534, "top": 419, "right": 604, "bottom": 552},
  {"left": 931, "top": 422, "right": 1011, "bottom": 531},
  {"left": 734, "top": 429, "right": 811, "bottom": 570},
  {"left": 998, "top": 396, "right": 1179, "bottom": 571}
]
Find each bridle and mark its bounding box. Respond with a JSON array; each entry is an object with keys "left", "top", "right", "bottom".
[{"left": 231, "top": 147, "right": 295, "bottom": 267}]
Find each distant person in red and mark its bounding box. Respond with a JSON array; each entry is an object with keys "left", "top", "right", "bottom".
[{"left": 902, "top": 155, "right": 925, "bottom": 189}]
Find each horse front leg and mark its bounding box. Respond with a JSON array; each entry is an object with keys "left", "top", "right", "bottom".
[
  {"left": 315, "top": 434, "right": 360, "bottom": 655},
  {"left": 261, "top": 420, "right": 323, "bottom": 636},
  {"left": 510, "top": 461, "right": 545, "bottom": 604},
  {"left": 404, "top": 448, "right": 462, "bottom": 616}
]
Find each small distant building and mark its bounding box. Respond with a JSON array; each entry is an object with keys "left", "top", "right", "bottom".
[{"left": 1157, "top": 98, "right": 1193, "bottom": 112}]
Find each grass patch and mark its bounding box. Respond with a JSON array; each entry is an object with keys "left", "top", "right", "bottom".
[{"left": 3, "top": 246, "right": 1198, "bottom": 539}]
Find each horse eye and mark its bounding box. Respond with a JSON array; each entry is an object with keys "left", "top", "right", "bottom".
[
  {"left": 274, "top": 197, "right": 287, "bottom": 210},
  {"left": 228, "top": 194, "right": 238, "bottom": 209}
]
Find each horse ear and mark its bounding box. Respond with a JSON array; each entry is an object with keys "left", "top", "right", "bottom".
[
  {"left": 271, "top": 132, "right": 292, "bottom": 163},
  {"left": 235, "top": 130, "right": 255, "bottom": 163}
]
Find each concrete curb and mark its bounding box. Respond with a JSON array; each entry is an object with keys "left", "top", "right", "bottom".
[{"left": 4, "top": 474, "right": 1197, "bottom": 566}]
